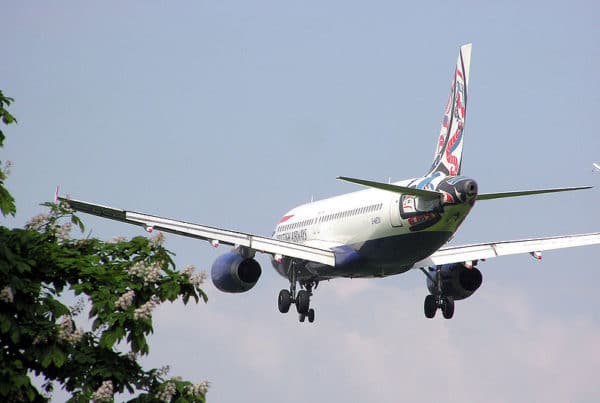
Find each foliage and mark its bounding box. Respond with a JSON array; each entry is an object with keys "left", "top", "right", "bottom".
[
  {"left": 0, "top": 89, "right": 17, "bottom": 217},
  {"left": 0, "top": 93, "right": 209, "bottom": 402}
]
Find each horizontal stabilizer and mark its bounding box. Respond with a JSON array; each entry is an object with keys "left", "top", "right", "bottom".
[
  {"left": 337, "top": 176, "right": 442, "bottom": 200},
  {"left": 477, "top": 186, "right": 592, "bottom": 201}
]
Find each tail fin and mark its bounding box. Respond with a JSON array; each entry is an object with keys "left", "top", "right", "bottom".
[{"left": 428, "top": 43, "right": 472, "bottom": 177}]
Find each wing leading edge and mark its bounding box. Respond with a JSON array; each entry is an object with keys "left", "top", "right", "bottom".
[
  {"left": 415, "top": 233, "right": 600, "bottom": 268},
  {"left": 58, "top": 197, "right": 335, "bottom": 266}
]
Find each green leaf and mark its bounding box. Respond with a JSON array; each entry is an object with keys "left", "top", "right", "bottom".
[
  {"left": 10, "top": 327, "right": 20, "bottom": 343},
  {"left": 100, "top": 329, "right": 118, "bottom": 348},
  {"left": 52, "top": 349, "right": 66, "bottom": 367},
  {"left": 0, "top": 313, "right": 11, "bottom": 333},
  {"left": 41, "top": 352, "right": 52, "bottom": 368}
]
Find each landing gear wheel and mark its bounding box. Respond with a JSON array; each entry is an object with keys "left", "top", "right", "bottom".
[
  {"left": 442, "top": 297, "right": 455, "bottom": 319},
  {"left": 296, "top": 290, "right": 310, "bottom": 314},
  {"left": 424, "top": 294, "right": 437, "bottom": 318},
  {"left": 299, "top": 313, "right": 306, "bottom": 322},
  {"left": 278, "top": 289, "right": 292, "bottom": 313},
  {"left": 307, "top": 308, "right": 315, "bottom": 323}
]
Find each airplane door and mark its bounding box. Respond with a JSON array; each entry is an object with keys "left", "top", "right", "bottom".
[{"left": 389, "top": 195, "right": 403, "bottom": 227}]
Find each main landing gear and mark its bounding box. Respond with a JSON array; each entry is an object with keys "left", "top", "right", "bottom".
[
  {"left": 277, "top": 264, "right": 317, "bottom": 323},
  {"left": 424, "top": 294, "right": 454, "bottom": 319},
  {"left": 420, "top": 266, "right": 455, "bottom": 319}
]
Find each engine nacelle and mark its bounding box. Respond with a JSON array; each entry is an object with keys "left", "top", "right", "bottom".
[
  {"left": 427, "top": 263, "right": 483, "bottom": 300},
  {"left": 211, "top": 252, "right": 262, "bottom": 293}
]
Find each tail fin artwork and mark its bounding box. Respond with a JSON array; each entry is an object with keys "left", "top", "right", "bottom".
[{"left": 428, "top": 43, "right": 472, "bottom": 177}]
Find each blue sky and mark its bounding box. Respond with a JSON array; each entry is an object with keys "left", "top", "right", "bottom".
[{"left": 2, "top": 1, "right": 600, "bottom": 401}]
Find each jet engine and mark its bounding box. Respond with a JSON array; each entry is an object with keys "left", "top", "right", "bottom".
[
  {"left": 211, "top": 252, "right": 262, "bottom": 293},
  {"left": 427, "top": 263, "right": 482, "bottom": 300}
]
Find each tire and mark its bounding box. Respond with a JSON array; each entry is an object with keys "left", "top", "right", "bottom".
[
  {"left": 442, "top": 296, "right": 455, "bottom": 319},
  {"left": 424, "top": 294, "right": 436, "bottom": 318},
  {"left": 296, "top": 290, "right": 310, "bottom": 314},
  {"left": 299, "top": 313, "right": 306, "bottom": 322},
  {"left": 307, "top": 308, "right": 315, "bottom": 323},
  {"left": 278, "top": 289, "right": 292, "bottom": 313}
]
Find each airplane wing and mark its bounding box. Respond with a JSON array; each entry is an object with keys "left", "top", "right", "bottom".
[
  {"left": 58, "top": 197, "right": 336, "bottom": 266},
  {"left": 415, "top": 233, "right": 600, "bottom": 268}
]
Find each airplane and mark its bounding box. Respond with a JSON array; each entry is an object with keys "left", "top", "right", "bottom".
[
  {"left": 593, "top": 163, "right": 600, "bottom": 171},
  {"left": 59, "top": 44, "right": 600, "bottom": 323}
]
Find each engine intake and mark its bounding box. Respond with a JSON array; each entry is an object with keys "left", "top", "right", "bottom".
[
  {"left": 211, "top": 252, "right": 262, "bottom": 293},
  {"left": 427, "top": 263, "right": 482, "bottom": 300}
]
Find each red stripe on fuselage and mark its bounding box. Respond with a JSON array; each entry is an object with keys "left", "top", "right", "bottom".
[{"left": 279, "top": 214, "right": 294, "bottom": 223}]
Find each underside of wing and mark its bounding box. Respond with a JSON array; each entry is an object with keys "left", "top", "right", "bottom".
[
  {"left": 58, "top": 197, "right": 335, "bottom": 266},
  {"left": 415, "top": 233, "right": 600, "bottom": 268}
]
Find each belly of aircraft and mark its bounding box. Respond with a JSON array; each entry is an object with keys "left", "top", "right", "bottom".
[{"left": 272, "top": 230, "right": 453, "bottom": 280}]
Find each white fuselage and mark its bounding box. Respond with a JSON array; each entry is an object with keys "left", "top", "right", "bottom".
[{"left": 270, "top": 176, "right": 477, "bottom": 280}]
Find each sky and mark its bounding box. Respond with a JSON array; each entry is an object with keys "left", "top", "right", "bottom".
[{"left": 2, "top": 0, "right": 600, "bottom": 401}]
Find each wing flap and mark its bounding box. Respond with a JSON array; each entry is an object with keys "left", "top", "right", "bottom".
[
  {"left": 415, "top": 233, "right": 600, "bottom": 267},
  {"left": 59, "top": 197, "right": 336, "bottom": 266}
]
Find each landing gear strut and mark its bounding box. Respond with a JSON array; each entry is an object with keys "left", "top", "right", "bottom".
[
  {"left": 420, "top": 266, "right": 455, "bottom": 319},
  {"left": 277, "top": 263, "right": 317, "bottom": 323}
]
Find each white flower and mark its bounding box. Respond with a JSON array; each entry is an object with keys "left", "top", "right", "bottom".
[
  {"left": 33, "top": 335, "right": 47, "bottom": 345},
  {"left": 0, "top": 286, "right": 14, "bottom": 303},
  {"left": 92, "top": 380, "right": 114, "bottom": 402},
  {"left": 57, "top": 315, "right": 84, "bottom": 344},
  {"left": 198, "top": 380, "right": 210, "bottom": 395},
  {"left": 128, "top": 262, "right": 162, "bottom": 284},
  {"left": 126, "top": 351, "right": 138, "bottom": 361},
  {"left": 185, "top": 380, "right": 210, "bottom": 396},
  {"left": 129, "top": 262, "right": 146, "bottom": 278},
  {"left": 25, "top": 213, "right": 50, "bottom": 230},
  {"left": 107, "top": 235, "right": 127, "bottom": 244},
  {"left": 115, "top": 290, "right": 135, "bottom": 310},
  {"left": 149, "top": 231, "right": 165, "bottom": 247},
  {"left": 156, "top": 380, "right": 177, "bottom": 402},
  {"left": 157, "top": 365, "right": 170, "bottom": 378},
  {"left": 182, "top": 265, "right": 195, "bottom": 277},
  {"left": 55, "top": 222, "right": 72, "bottom": 241},
  {"left": 182, "top": 264, "right": 207, "bottom": 286},
  {"left": 58, "top": 201, "right": 73, "bottom": 214},
  {"left": 133, "top": 296, "right": 160, "bottom": 320},
  {"left": 143, "top": 263, "right": 161, "bottom": 284},
  {"left": 190, "top": 272, "right": 207, "bottom": 287}
]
